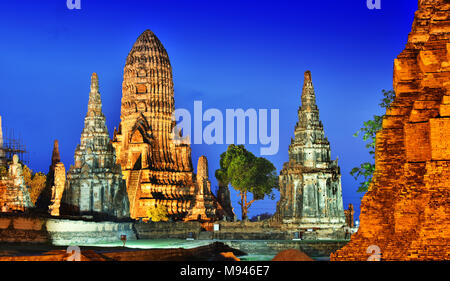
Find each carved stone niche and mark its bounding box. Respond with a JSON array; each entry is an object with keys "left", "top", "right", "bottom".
[
  {"left": 136, "top": 84, "right": 147, "bottom": 94},
  {"left": 138, "top": 68, "right": 147, "bottom": 78}
]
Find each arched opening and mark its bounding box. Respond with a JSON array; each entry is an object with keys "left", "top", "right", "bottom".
[
  {"left": 132, "top": 153, "right": 142, "bottom": 170},
  {"left": 136, "top": 84, "right": 147, "bottom": 94}
]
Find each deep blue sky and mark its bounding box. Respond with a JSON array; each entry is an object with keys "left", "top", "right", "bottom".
[{"left": 0, "top": 0, "right": 418, "bottom": 220}]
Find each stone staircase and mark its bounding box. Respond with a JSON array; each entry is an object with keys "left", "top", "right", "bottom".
[{"left": 128, "top": 170, "right": 141, "bottom": 215}]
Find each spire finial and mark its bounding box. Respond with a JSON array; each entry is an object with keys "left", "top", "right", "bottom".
[
  {"left": 52, "top": 140, "right": 61, "bottom": 165},
  {"left": 91, "top": 72, "right": 99, "bottom": 92},
  {"left": 304, "top": 70, "right": 312, "bottom": 82},
  {"left": 86, "top": 72, "right": 103, "bottom": 117},
  {"left": 301, "top": 70, "right": 316, "bottom": 107}
]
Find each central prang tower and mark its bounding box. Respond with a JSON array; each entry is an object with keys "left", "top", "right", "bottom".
[{"left": 112, "top": 30, "right": 222, "bottom": 220}]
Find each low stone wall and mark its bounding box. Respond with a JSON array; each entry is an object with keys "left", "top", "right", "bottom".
[
  {"left": 212, "top": 221, "right": 288, "bottom": 240},
  {"left": 134, "top": 221, "right": 202, "bottom": 239},
  {"left": 221, "top": 240, "right": 349, "bottom": 258},
  {"left": 211, "top": 221, "right": 348, "bottom": 240},
  {"left": 0, "top": 213, "right": 348, "bottom": 248},
  {"left": 0, "top": 242, "right": 245, "bottom": 261},
  {"left": 0, "top": 215, "right": 48, "bottom": 243},
  {"left": 46, "top": 219, "right": 136, "bottom": 245},
  {"left": 0, "top": 213, "right": 135, "bottom": 245}
]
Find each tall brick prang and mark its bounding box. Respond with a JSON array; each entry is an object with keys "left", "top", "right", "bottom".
[
  {"left": 332, "top": 0, "right": 450, "bottom": 261},
  {"left": 112, "top": 30, "right": 220, "bottom": 220}
]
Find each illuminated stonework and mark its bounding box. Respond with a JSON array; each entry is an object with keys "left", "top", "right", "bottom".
[
  {"left": 332, "top": 0, "right": 450, "bottom": 261},
  {"left": 185, "top": 156, "right": 219, "bottom": 221},
  {"left": 0, "top": 155, "right": 33, "bottom": 212},
  {"left": 62, "top": 73, "right": 130, "bottom": 219},
  {"left": 49, "top": 162, "right": 65, "bottom": 216},
  {"left": 274, "top": 71, "right": 345, "bottom": 227},
  {"left": 112, "top": 30, "right": 220, "bottom": 220}
]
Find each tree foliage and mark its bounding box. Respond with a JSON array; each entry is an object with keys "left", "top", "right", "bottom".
[
  {"left": 215, "top": 144, "right": 279, "bottom": 220},
  {"left": 29, "top": 173, "right": 47, "bottom": 204},
  {"left": 144, "top": 204, "right": 169, "bottom": 222},
  {"left": 22, "top": 165, "right": 47, "bottom": 204},
  {"left": 0, "top": 166, "right": 7, "bottom": 178},
  {"left": 351, "top": 90, "right": 395, "bottom": 192},
  {"left": 0, "top": 162, "right": 47, "bottom": 204}
]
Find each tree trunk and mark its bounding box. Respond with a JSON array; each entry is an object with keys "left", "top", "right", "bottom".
[
  {"left": 239, "top": 191, "right": 256, "bottom": 221},
  {"left": 240, "top": 192, "right": 247, "bottom": 220}
]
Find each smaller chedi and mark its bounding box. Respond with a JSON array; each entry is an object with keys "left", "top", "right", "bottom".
[
  {"left": 62, "top": 73, "right": 130, "bottom": 219},
  {"left": 36, "top": 140, "right": 61, "bottom": 211},
  {"left": 274, "top": 71, "right": 345, "bottom": 230},
  {"left": 185, "top": 156, "right": 222, "bottom": 221},
  {"left": 0, "top": 154, "right": 33, "bottom": 212}
]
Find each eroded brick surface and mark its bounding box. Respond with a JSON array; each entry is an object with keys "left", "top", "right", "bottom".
[{"left": 331, "top": 0, "right": 450, "bottom": 261}]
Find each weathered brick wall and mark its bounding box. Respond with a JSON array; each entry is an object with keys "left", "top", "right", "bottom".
[
  {"left": 331, "top": 0, "right": 450, "bottom": 261},
  {"left": 0, "top": 213, "right": 135, "bottom": 245},
  {"left": 134, "top": 221, "right": 202, "bottom": 239},
  {"left": 223, "top": 240, "right": 348, "bottom": 258},
  {"left": 0, "top": 215, "right": 48, "bottom": 243},
  {"left": 212, "top": 221, "right": 285, "bottom": 240}
]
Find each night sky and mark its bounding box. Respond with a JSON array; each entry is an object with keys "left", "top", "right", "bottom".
[{"left": 0, "top": 0, "right": 418, "bottom": 220}]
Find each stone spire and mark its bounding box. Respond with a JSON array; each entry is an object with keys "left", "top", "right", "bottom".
[
  {"left": 290, "top": 71, "right": 330, "bottom": 168},
  {"left": 36, "top": 139, "right": 63, "bottom": 210},
  {"left": 196, "top": 156, "right": 209, "bottom": 186},
  {"left": 301, "top": 71, "right": 317, "bottom": 108},
  {"left": 185, "top": 156, "right": 217, "bottom": 221},
  {"left": 77, "top": 73, "right": 109, "bottom": 161},
  {"left": 50, "top": 140, "right": 60, "bottom": 171},
  {"left": 87, "top": 73, "right": 103, "bottom": 117},
  {"left": 63, "top": 73, "right": 130, "bottom": 219},
  {"left": 274, "top": 71, "right": 345, "bottom": 228},
  {"left": 112, "top": 29, "right": 219, "bottom": 220}
]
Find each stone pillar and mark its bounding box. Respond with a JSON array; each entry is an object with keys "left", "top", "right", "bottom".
[{"left": 49, "top": 163, "right": 66, "bottom": 216}]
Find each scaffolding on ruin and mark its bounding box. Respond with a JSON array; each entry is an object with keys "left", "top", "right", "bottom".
[{"left": 0, "top": 127, "right": 29, "bottom": 167}]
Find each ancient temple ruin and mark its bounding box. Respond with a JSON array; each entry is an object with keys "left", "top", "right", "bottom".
[
  {"left": 112, "top": 30, "right": 225, "bottom": 221},
  {"left": 185, "top": 156, "right": 220, "bottom": 221},
  {"left": 0, "top": 154, "right": 33, "bottom": 212},
  {"left": 332, "top": 0, "right": 450, "bottom": 261},
  {"left": 35, "top": 140, "right": 60, "bottom": 211},
  {"left": 274, "top": 71, "right": 345, "bottom": 228},
  {"left": 0, "top": 116, "right": 29, "bottom": 168},
  {"left": 62, "top": 73, "right": 130, "bottom": 219}
]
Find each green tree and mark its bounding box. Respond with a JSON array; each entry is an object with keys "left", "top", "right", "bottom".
[
  {"left": 215, "top": 144, "right": 279, "bottom": 220},
  {"left": 22, "top": 165, "right": 47, "bottom": 204},
  {"left": 144, "top": 205, "right": 169, "bottom": 222},
  {"left": 29, "top": 172, "right": 47, "bottom": 204},
  {"left": 0, "top": 166, "right": 7, "bottom": 178},
  {"left": 351, "top": 89, "right": 395, "bottom": 192}
]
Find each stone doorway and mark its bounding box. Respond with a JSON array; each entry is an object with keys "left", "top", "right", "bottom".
[{"left": 131, "top": 153, "right": 142, "bottom": 170}]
